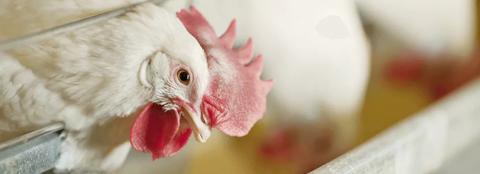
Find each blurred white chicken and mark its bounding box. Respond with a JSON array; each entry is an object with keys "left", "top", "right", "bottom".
[
  {"left": 358, "top": 0, "right": 477, "bottom": 100},
  {"left": 357, "top": 0, "right": 475, "bottom": 57},
  {"left": 190, "top": 0, "right": 370, "bottom": 164}
]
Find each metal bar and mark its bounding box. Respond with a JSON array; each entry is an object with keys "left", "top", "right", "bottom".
[
  {"left": 0, "top": 123, "right": 64, "bottom": 174},
  {"left": 0, "top": 0, "right": 167, "bottom": 51},
  {"left": 311, "top": 79, "right": 480, "bottom": 174},
  {"left": 0, "top": 123, "right": 64, "bottom": 151}
]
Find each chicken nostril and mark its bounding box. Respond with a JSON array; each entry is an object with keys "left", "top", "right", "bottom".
[{"left": 201, "top": 114, "right": 209, "bottom": 125}]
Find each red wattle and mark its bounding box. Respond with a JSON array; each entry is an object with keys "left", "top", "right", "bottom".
[{"left": 130, "top": 103, "right": 192, "bottom": 159}]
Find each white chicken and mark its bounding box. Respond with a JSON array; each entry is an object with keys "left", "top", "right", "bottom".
[
  {"left": 0, "top": 3, "right": 271, "bottom": 173},
  {"left": 358, "top": 0, "right": 477, "bottom": 101}
]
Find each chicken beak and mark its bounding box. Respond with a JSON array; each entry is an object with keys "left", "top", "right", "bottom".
[{"left": 181, "top": 105, "right": 211, "bottom": 143}]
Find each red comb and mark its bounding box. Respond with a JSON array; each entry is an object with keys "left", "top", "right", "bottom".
[{"left": 177, "top": 7, "right": 272, "bottom": 136}]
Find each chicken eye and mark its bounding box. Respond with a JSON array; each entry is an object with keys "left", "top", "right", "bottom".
[{"left": 177, "top": 69, "right": 191, "bottom": 85}]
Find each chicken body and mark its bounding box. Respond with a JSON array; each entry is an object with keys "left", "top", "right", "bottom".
[
  {"left": 191, "top": 0, "right": 370, "bottom": 153},
  {"left": 0, "top": 3, "right": 205, "bottom": 172}
]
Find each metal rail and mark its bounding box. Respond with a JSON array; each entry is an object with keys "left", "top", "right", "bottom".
[
  {"left": 0, "top": 123, "right": 64, "bottom": 151},
  {"left": 311, "top": 79, "right": 480, "bottom": 174},
  {"left": 0, "top": 0, "right": 167, "bottom": 51},
  {"left": 0, "top": 123, "right": 64, "bottom": 174}
]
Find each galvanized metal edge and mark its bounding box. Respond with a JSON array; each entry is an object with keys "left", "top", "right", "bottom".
[
  {"left": 0, "top": 123, "right": 64, "bottom": 174},
  {"left": 311, "top": 79, "right": 480, "bottom": 174},
  {"left": 0, "top": 123, "right": 64, "bottom": 151}
]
